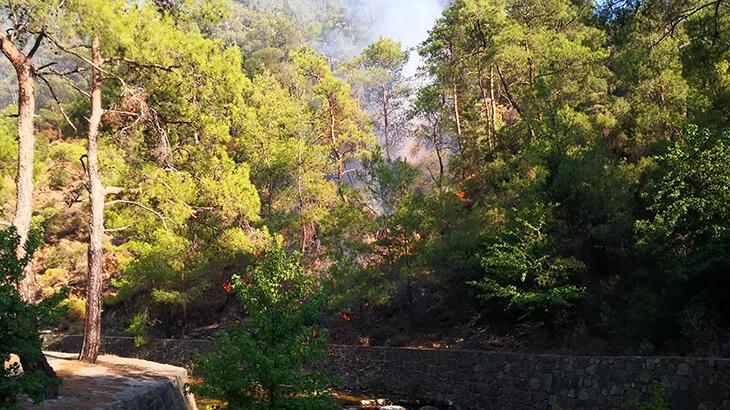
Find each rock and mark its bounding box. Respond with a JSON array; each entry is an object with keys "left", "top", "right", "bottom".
[
  {"left": 419, "top": 407, "right": 440, "bottom": 410},
  {"left": 380, "top": 406, "right": 406, "bottom": 410},
  {"left": 3, "top": 353, "right": 22, "bottom": 376},
  {"left": 529, "top": 377, "right": 541, "bottom": 390},
  {"left": 677, "top": 362, "right": 690, "bottom": 376}
]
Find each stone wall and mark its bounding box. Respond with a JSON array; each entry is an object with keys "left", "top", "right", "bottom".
[
  {"left": 325, "top": 345, "right": 730, "bottom": 410},
  {"left": 42, "top": 335, "right": 730, "bottom": 409}
]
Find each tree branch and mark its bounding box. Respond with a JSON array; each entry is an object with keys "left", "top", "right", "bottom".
[
  {"left": 27, "top": 31, "right": 45, "bottom": 60},
  {"left": 38, "top": 74, "right": 78, "bottom": 132},
  {"left": 46, "top": 68, "right": 91, "bottom": 98},
  {"left": 107, "top": 56, "right": 179, "bottom": 72},
  {"left": 105, "top": 200, "right": 169, "bottom": 230}
]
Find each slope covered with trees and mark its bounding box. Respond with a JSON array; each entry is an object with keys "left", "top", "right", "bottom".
[{"left": 1, "top": 0, "right": 729, "bottom": 378}]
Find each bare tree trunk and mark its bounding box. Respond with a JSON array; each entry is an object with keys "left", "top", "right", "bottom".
[
  {"left": 2, "top": 33, "right": 59, "bottom": 398},
  {"left": 382, "top": 86, "right": 390, "bottom": 160},
  {"left": 489, "top": 66, "right": 498, "bottom": 138},
  {"left": 478, "top": 70, "right": 494, "bottom": 151},
  {"left": 1, "top": 36, "right": 37, "bottom": 302},
  {"left": 433, "top": 123, "right": 444, "bottom": 181},
  {"left": 329, "top": 109, "right": 344, "bottom": 183},
  {"left": 297, "top": 135, "right": 307, "bottom": 253},
  {"left": 452, "top": 82, "right": 462, "bottom": 139},
  {"left": 80, "top": 35, "right": 105, "bottom": 363}
]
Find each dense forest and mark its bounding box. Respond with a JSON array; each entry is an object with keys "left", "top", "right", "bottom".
[{"left": 1, "top": 0, "right": 729, "bottom": 386}]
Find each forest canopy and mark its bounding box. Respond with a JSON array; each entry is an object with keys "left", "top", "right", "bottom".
[{"left": 1, "top": 0, "right": 729, "bottom": 362}]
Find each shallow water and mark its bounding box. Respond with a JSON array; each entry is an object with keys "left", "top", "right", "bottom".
[{"left": 334, "top": 391, "right": 451, "bottom": 410}]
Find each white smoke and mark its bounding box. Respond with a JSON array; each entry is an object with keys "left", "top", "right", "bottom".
[{"left": 362, "top": 0, "right": 446, "bottom": 76}]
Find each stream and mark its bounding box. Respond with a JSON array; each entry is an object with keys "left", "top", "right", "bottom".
[{"left": 335, "top": 391, "right": 454, "bottom": 410}]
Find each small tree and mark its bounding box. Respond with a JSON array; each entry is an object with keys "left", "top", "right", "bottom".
[
  {"left": 191, "top": 246, "right": 336, "bottom": 410},
  {"left": 470, "top": 204, "right": 586, "bottom": 323},
  {"left": 0, "top": 227, "right": 66, "bottom": 407}
]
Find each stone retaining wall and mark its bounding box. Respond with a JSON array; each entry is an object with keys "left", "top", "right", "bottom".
[{"left": 42, "top": 335, "right": 730, "bottom": 409}]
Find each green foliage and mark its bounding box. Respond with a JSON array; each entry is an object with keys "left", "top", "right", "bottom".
[
  {"left": 470, "top": 204, "right": 586, "bottom": 321},
  {"left": 128, "top": 311, "right": 150, "bottom": 347},
  {"left": 343, "top": 36, "right": 410, "bottom": 156},
  {"left": 0, "top": 106, "right": 17, "bottom": 177},
  {"left": 636, "top": 126, "right": 730, "bottom": 327},
  {"left": 0, "top": 227, "right": 67, "bottom": 408},
  {"left": 2, "top": 0, "right": 730, "bottom": 359},
  {"left": 359, "top": 148, "right": 418, "bottom": 215},
  {"left": 191, "top": 246, "right": 336, "bottom": 410},
  {"left": 59, "top": 296, "right": 85, "bottom": 323},
  {"left": 638, "top": 381, "right": 671, "bottom": 410}
]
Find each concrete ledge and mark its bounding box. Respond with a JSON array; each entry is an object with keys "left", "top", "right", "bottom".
[{"left": 19, "top": 352, "right": 196, "bottom": 410}]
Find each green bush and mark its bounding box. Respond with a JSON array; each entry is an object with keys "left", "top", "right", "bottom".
[
  {"left": 60, "top": 296, "right": 86, "bottom": 323},
  {"left": 470, "top": 204, "right": 586, "bottom": 322},
  {"left": 191, "top": 246, "right": 337, "bottom": 410},
  {"left": 0, "top": 227, "right": 67, "bottom": 408},
  {"left": 128, "top": 311, "right": 150, "bottom": 347}
]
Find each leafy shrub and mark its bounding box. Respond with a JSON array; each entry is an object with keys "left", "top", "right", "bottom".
[
  {"left": 0, "top": 227, "right": 67, "bottom": 407},
  {"left": 60, "top": 296, "right": 86, "bottom": 323},
  {"left": 191, "top": 246, "right": 337, "bottom": 410},
  {"left": 636, "top": 126, "right": 730, "bottom": 336},
  {"left": 470, "top": 204, "right": 585, "bottom": 322},
  {"left": 128, "top": 311, "right": 150, "bottom": 347}
]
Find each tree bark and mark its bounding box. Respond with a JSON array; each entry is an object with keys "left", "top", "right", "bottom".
[
  {"left": 382, "top": 85, "right": 390, "bottom": 160},
  {"left": 489, "top": 66, "right": 498, "bottom": 138},
  {"left": 452, "top": 81, "right": 462, "bottom": 139},
  {"left": 2, "top": 33, "right": 59, "bottom": 398},
  {"left": 80, "top": 35, "right": 105, "bottom": 363},
  {"left": 1, "top": 36, "right": 37, "bottom": 302},
  {"left": 477, "top": 69, "right": 494, "bottom": 151}
]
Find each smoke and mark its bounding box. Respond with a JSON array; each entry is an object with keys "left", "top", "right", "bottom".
[
  {"left": 361, "top": 0, "right": 446, "bottom": 75},
  {"left": 327, "top": 0, "right": 446, "bottom": 75},
  {"left": 232, "top": 0, "right": 446, "bottom": 72}
]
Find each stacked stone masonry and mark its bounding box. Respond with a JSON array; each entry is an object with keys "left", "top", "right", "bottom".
[{"left": 42, "top": 335, "right": 730, "bottom": 409}]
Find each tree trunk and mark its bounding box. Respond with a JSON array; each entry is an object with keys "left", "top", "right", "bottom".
[
  {"left": 452, "top": 81, "right": 462, "bottom": 139},
  {"left": 1, "top": 36, "right": 37, "bottom": 302},
  {"left": 330, "top": 109, "right": 343, "bottom": 183},
  {"left": 296, "top": 135, "right": 307, "bottom": 253},
  {"left": 382, "top": 86, "right": 390, "bottom": 160},
  {"left": 80, "top": 35, "right": 105, "bottom": 363},
  {"left": 478, "top": 71, "right": 494, "bottom": 151},
  {"left": 489, "top": 66, "right": 498, "bottom": 138},
  {"left": 433, "top": 124, "right": 444, "bottom": 182},
  {"left": 2, "top": 33, "right": 59, "bottom": 398}
]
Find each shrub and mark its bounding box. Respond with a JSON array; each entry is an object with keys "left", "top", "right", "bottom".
[
  {"left": 128, "top": 311, "right": 150, "bottom": 347},
  {"left": 0, "top": 227, "right": 67, "bottom": 407},
  {"left": 191, "top": 246, "right": 337, "bottom": 410},
  {"left": 60, "top": 296, "right": 86, "bottom": 323},
  {"left": 470, "top": 204, "right": 585, "bottom": 323}
]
